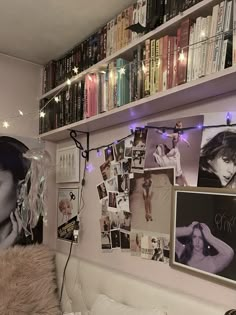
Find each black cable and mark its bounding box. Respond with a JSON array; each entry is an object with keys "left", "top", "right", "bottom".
[{"left": 59, "top": 238, "right": 74, "bottom": 303}]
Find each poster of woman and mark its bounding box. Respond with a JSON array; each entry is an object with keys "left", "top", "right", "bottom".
[
  {"left": 198, "top": 112, "right": 236, "bottom": 188},
  {"left": 0, "top": 135, "right": 43, "bottom": 248},
  {"left": 171, "top": 187, "right": 236, "bottom": 285},
  {"left": 144, "top": 115, "right": 204, "bottom": 186}
]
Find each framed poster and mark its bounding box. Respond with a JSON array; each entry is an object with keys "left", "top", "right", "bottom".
[
  {"left": 171, "top": 186, "right": 236, "bottom": 286},
  {"left": 57, "top": 187, "right": 79, "bottom": 241},
  {"left": 56, "top": 145, "right": 80, "bottom": 183}
]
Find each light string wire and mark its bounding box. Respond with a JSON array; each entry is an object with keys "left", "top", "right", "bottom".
[
  {"left": 1, "top": 26, "right": 236, "bottom": 127},
  {"left": 71, "top": 119, "right": 236, "bottom": 157}
]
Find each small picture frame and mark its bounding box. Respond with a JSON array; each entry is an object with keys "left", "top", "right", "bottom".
[
  {"left": 57, "top": 187, "right": 79, "bottom": 241},
  {"left": 56, "top": 145, "right": 80, "bottom": 183},
  {"left": 171, "top": 186, "right": 236, "bottom": 286}
]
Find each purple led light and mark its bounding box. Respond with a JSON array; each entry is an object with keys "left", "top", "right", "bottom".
[
  {"left": 86, "top": 163, "right": 94, "bottom": 173},
  {"left": 197, "top": 124, "right": 203, "bottom": 129},
  {"left": 97, "top": 149, "right": 102, "bottom": 157}
]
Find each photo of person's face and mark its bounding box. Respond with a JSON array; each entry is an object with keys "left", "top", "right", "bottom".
[
  {"left": 192, "top": 228, "right": 204, "bottom": 253},
  {"left": 209, "top": 154, "right": 236, "bottom": 187},
  {"left": 0, "top": 169, "right": 16, "bottom": 223},
  {"left": 59, "top": 199, "right": 72, "bottom": 216},
  {"left": 151, "top": 238, "right": 160, "bottom": 249}
]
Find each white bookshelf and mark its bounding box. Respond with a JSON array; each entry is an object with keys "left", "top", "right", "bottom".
[
  {"left": 39, "top": 0, "right": 222, "bottom": 101},
  {"left": 40, "top": 66, "right": 236, "bottom": 141}
]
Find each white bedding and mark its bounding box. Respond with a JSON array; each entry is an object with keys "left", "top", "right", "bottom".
[{"left": 56, "top": 252, "right": 229, "bottom": 315}]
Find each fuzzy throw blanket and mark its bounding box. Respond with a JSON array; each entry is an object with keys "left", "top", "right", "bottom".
[{"left": 0, "top": 245, "right": 62, "bottom": 315}]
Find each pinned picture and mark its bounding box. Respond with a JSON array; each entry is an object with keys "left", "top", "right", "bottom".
[
  {"left": 109, "top": 211, "right": 120, "bottom": 230},
  {"left": 108, "top": 191, "right": 118, "bottom": 210},
  {"left": 198, "top": 112, "right": 236, "bottom": 188},
  {"left": 104, "top": 146, "right": 114, "bottom": 162},
  {"left": 171, "top": 187, "right": 236, "bottom": 285},
  {"left": 120, "top": 211, "right": 132, "bottom": 231},
  {"left": 100, "top": 160, "right": 111, "bottom": 180},
  {"left": 111, "top": 230, "right": 121, "bottom": 249},
  {"left": 121, "top": 159, "right": 132, "bottom": 174},
  {"left": 116, "top": 193, "right": 130, "bottom": 212},
  {"left": 144, "top": 116, "right": 204, "bottom": 186},
  {"left": 120, "top": 231, "right": 130, "bottom": 250},
  {"left": 131, "top": 149, "right": 146, "bottom": 173},
  {"left": 133, "top": 127, "right": 148, "bottom": 149},
  {"left": 125, "top": 135, "right": 134, "bottom": 158},
  {"left": 101, "top": 198, "right": 109, "bottom": 216},
  {"left": 97, "top": 182, "right": 108, "bottom": 200},
  {"left": 130, "top": 232, "right": 143, "bottom": 256},
  {"left": 114, "top": 140, "right": 125, "bottom": 161},
  {"left": 100, "top": 216, "right": 111, "bottom": 251},
  {"left": 57, "top": 188, "right": 79, "bottom": 241},
  {"left": 110, "top": 162, "right": 122, "bottom": 177},
  {"left": 106, "top": 176, "right": 118, "bottom": 192},
  {"left": 130, "top": 168, "right": 174, "bottom": 236},
  {"left": 117, "top": 174, "right": 130, "bottom": 193}
]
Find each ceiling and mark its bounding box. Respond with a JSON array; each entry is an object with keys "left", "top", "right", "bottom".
[{"left": 0, "top": 0, "right": 134, "bottom": 65}]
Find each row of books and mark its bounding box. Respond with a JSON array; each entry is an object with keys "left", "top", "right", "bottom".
[{"left": 42, "top": 0, "right": 203, "bottom": 93}]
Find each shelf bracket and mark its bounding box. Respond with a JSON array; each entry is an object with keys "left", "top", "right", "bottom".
[{"left": 69, "top": 129, "right": 90, "bottom": 162}]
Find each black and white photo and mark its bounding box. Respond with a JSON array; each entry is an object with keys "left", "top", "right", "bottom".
[
  {"left": 116, "top": 193, "right": 130, "bottom": 212},
  {"left": 109, "top": 211, "right": 120, "bottom": 230},
  {"left": 100, "top": 160, "right": 111, "bottom": 181},
  {"left": 104, "top": 146, "right": 114, "bottom": 162},
  {"left": 105, "top": 176, "right": 118, "bottom": 192},
  {"left": 110, "top": 162, "right": 122, "bottom": 177},
  {"left": 198, "top": 112, "right": 236, "bottom": 188},
  {"left": 117, "top": 173, "right": 130, "bottom": 193},
  {"left": 120, "top": 211, "right": 131, "bottom": 231},
  {"left": 0, "top": 136, "right": 43, "bottom": 248},
  {"left": 114, "top": 140, "right": 125, "bottom": 162},
  {"left": 120, "top": 231, "right": 130, "bottom": 250},
  {"left": 172, "top": 188, "right": 236, "bottom": 284},
  {"left": 131, "top": 149, "right": 146, "bottom": 173},
  {"left": 124, "top": 135, "right": 134, "bottom": 158},
  {"left": 130, "top": 168, "right": 174, "bottom": 235},
  {"left": 108, "top": 191, "right": 118, "bottom": 210},
  {"left": 144, "top": 116, "right": 204, "bottom": 186},
  {"left": 133, "top": 128, "right": 147, "bottom": 148},
  {"left": 111, "top": 229, "right": 121, "bottom": 248},
  {"left": 97, "top": 182, "right": 108, "bottom": 200}
]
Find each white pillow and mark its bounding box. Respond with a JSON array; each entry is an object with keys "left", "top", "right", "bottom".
[{"left": 90, "top": 294, "right": 167, "bottom": 315}]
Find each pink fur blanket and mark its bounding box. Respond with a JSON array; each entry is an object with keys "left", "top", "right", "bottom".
[{"left": 0, "top": 245, "right": 61, "bottom": 315}]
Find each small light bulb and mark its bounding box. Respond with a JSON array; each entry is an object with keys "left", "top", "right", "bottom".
[
  {"left": 119, "top": 67, "right": 126, "bottom": 75},
  {"left": 54, "top": 96, "right": 60, "bottom": 103},
  {"left": 3, "top": 121, "right": 9, "bottom": 128},
  {"left": 40, "top": 111, "right": 46, "bottom": 118},
  {"left": 18, "top": 110, "right": 24, "bottom": 116},
  {"left": 66, "top": 79, "right": 71, "bottom": 86},
  {"left": 88, "top": 75, "right": 92, "bottom": 81},
  {"left": 200, "top": 30, "right": 206, "bottom": 38},
  {"left": 178, "top": 49, "right": 185, "bottom": 62},
  {"left": 142, "top": 62, "right": 147, "bottom": 73},
  {"left": 72, "top": 66, "right": 79, "bottom": 75}
]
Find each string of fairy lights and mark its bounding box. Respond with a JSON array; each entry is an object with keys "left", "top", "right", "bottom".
[
  {"left": 68, "top": 112, "right": 236, "bottom": 173},
  {"left": 1, "top": 26, "right": 235, "bottom": 129}
]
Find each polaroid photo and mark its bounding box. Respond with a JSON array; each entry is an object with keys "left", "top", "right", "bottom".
[
  {"left": 110, "top": 162, "right": 122, "bottom": 177},
  {"left": 109, "top": 210, "right": 120, "bottom": 230},
  {"left": 111, "top": 230, "right": 121, "bottom": 249},
  {"left": 130, "top": 232, "right": 143, "bottom": 256},
  {"left": 125, "top": 135, "right": 134, "bottom": 158},
  {"left": 121, "top": 159, "right": 132, "bottom": 174},
  {"left": 108, "top": 191, "right": 118, "bottom": 210},
  {"left": 133, "top": 128, "right": 148, "bottom": 149},
  {"left": 104, "top": 146, "right": 114, "bottom": 162},
  {"left": 119, "top": 211, "right": 132, "bottom": 232},
  {"left": 131, "top": 149, "right": 146, "bottom": 173},
  {"left": 97, "top": 182, "right": 108, "bottom": 200},
  {"left": 116, "top": 193, "right": 130, "bottom": 212},
  {"left": 100, "top": 216, "right": 111, "bottom": 251},
  {"left": 120, "top": 231, "right": 130, "bottom": 251},
  {"left": 114, "top": 140, "right": 125, "bottom": 162},
  {"left": 105, "top": 176, "right": 118, "bottom": 192},
  {"left": 117, "top": 173, "right": 130, "bottom": 193},
  {"left": 100, "top": 160, "right": 111, "bottom": 181},
  {"left": 101, "top": 198, "right": 109, "bottom": 216}
]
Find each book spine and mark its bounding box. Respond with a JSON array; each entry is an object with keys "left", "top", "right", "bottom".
[
  {"left": 155, "top": 39, "right": 160, "bottom": 92},
  {"left": 144, "top": 39, "right": 151, "bottom": 96},
  {"left": 162, "top": 35, "right": 168, "bottom": 91},
  {"left": 150, "top": 39, "right": 156, "bottom": 95},
  {"left": 177, "top": 19, "right": 190, "bottom": 85}
]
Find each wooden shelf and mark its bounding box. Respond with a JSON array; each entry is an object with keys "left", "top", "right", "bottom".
[
  {"left": 40, "top": 66, "right": 236, "bottom": 142},
  {"left": 39, "top": 0, "right": 220, "bottom": 101}
]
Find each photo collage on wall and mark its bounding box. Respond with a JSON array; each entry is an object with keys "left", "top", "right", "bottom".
[
  {"left": 98, "top": 136, "right": 133, "bottom": 252},
  {"left": 97, "top": 112, "right": 236, "bottom": 274}
]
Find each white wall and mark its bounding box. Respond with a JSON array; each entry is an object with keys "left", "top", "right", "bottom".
[
  {"left": 0, "top": 53, "right": 42, "bottom": 138},
  {"left": 44, "top": 90, "right": 236, "bottom": 310}
]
